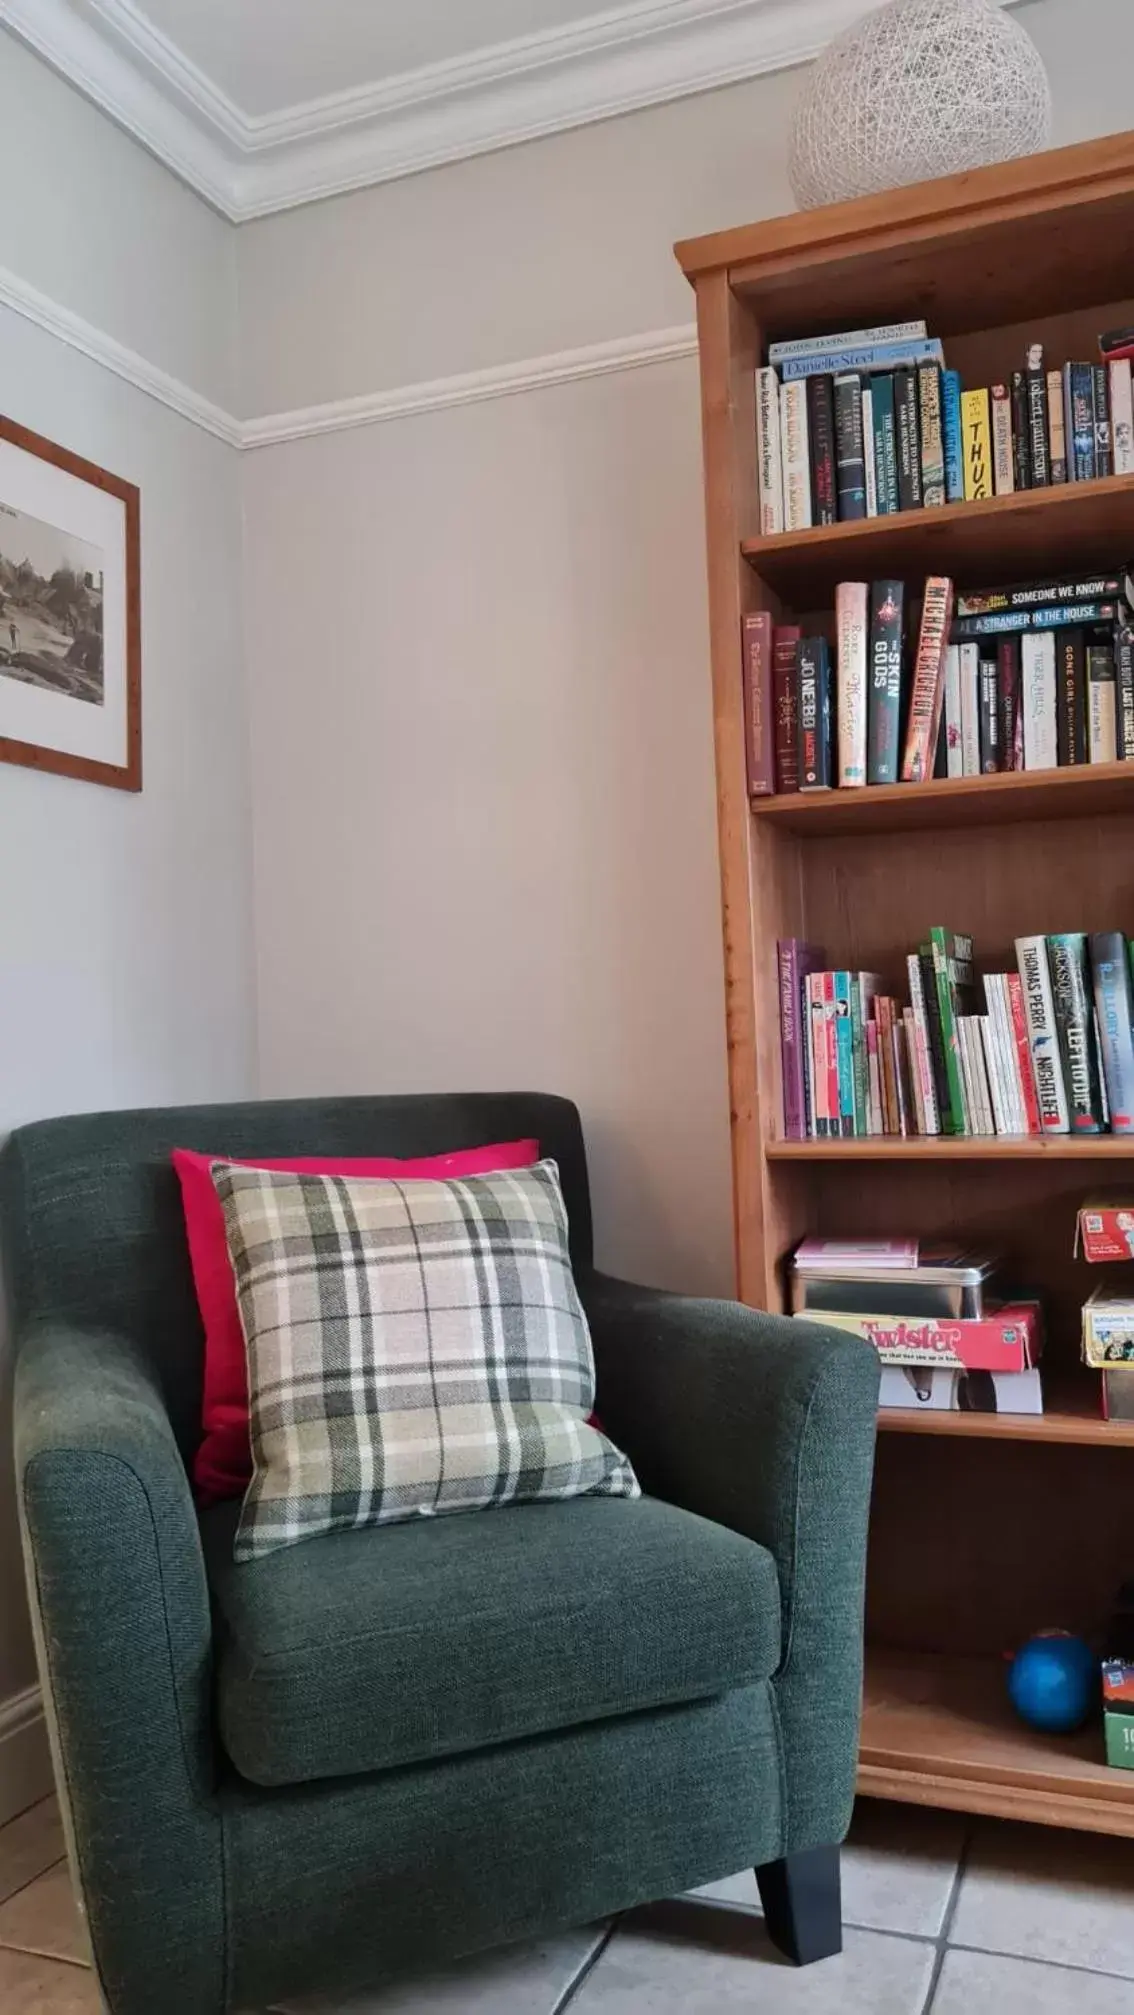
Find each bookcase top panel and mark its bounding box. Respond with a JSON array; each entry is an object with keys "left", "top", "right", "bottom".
[{"left": 676, "top": 131, "right": 1134, "bottom": 343}]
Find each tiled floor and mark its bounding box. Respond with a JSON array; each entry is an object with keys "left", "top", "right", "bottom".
[{"left": 5, "top": 1793, "right": 1134, "bottom": 2012}]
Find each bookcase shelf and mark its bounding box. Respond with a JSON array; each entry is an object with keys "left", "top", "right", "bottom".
[
  {"left": 741, "top": 472, "right": 1134, "bottom": 605},
  {"left": 679, "top": 132, "right": 1134, "bottom": 1840}
]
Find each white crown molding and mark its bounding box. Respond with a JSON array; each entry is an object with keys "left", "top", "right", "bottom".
[
  {"left": 241, "top": 323, "right": 699, "bottom": 448},
  {"left": 0, "top": 0, "right": 1031, "bottom": 222},
  {"left": 0, "top": 1685, "right": 50, "bottom": 1828},
  {"left": 0, "top": 260, "right": 242, "bottom": 445}
]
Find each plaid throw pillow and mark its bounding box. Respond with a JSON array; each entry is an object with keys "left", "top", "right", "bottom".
[{"left": 211, "top": 1157, "right": 639, "bottom": 1560}]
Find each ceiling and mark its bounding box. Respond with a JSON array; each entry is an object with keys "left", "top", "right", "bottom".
[{"left": 0, "top": 0, "right": 1029, "bottom": 221}]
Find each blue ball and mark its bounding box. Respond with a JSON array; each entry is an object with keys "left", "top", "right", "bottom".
[{"left": 1007, "top": 1633, "right": 1098, "bottom": 1734}]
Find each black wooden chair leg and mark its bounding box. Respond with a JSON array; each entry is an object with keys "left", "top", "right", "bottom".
[{"left": 755, "top": 1844, "right": 842, "bottom": 1965}]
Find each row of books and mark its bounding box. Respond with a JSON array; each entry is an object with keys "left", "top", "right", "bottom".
[
  {"left": 742, "top": 570, "right": 1134, "bottom": 794},
  {"left": 755, "top": 320, "right": 1134, "bottom": 536},
  {"left": 778, "top": 930, "right": 1134, "bottom": 1140}
]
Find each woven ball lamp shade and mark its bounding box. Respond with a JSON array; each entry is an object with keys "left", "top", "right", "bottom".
[{"left": 790, "top": 0, "right": 1053, "bottom": 211}]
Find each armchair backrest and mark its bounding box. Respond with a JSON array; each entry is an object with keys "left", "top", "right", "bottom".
[{"left": 0, "top": 1092, "right": 591, "bottom": 1459}]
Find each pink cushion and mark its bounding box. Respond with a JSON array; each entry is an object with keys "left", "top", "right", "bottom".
[{"left": 174, "top": 1140, "right": 540, "bottom": 1504}]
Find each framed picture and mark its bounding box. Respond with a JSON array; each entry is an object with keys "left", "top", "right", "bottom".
[{"left": 0, "top": 415, "right": 140, "bottom": 792}]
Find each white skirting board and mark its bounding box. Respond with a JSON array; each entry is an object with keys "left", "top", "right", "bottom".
[{"left": 0, "top": 1686, "right": 52, "bottom": 1826}]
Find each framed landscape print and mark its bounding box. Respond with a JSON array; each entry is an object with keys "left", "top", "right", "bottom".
[{"left": 0, "top": 415, "right": 140, "bottom": 791}]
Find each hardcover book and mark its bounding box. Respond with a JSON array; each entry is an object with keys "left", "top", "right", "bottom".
[
  {"left": 955, "top": 574, "right": 1131, "bottom": 616},
  {"left": 871, "top": 374, "right": 901, "bottom": 514},
  {"left": 958, "top": 642, "right": 981, "bottom": 776},
  {"left": 1025, "top": 345, "right": 1050, "bottom": 487},
  {"left": 942, "top": 369, "right": 965, "bottom": 504},
  {"left": 1118, "top": 623, "right": 1134, "bottom": 760},
  {"left": 1047, "top": 933, "right": 1104, "bottom": 1133},
  {"left": 1006, "top": 972, "right": 1042, "bottom": 1133},
  {"left": 1015, "top": 935, "right": 1070, "bottom": 1132},
  {"left": 778, "top": 940, "right": 825, "bottom": 1140},
  {"left": 1011, "top": 372, "right": 1032, "bottom": 490},
  {"left": 862, "top": 383, "right": 878, "bottom": 517},
  {"left": 918, "top": 363, "right": 946, "bottom": 508},
  {"left": 867, "top": 580, "right": 904, "bottom": 784},
  {"left": 1055, "top": 627, "right": 1087, "bottom": 768},
  {"left": 961, "top": 389, "right": 993, "bottom": 501},
  {"left": 1112, "top": 358, "right": 1134, "bottom": 475},
  {"left": 900, "top": 578, "right": 955, "bottom": 783},
  {"left": 978, "top": 657, "right": 999, "bottom": 773},
  {"left": 836, "top": 581, "right": 869, "bottom": 785},
  {"left": 991, "top": 384, "right": 1014, "bottom": 495},
  {"left": 797, "top": 637, "right": 832, "bottom": 790},
  {"left": 755, "top": 366, "right": 785, "bottom": 536},
  {"left": 894, "top": 369, "right": 922, "bottom": 512},
  {"left": 944, "top": 644, "right": 964, "bottom": 777},
  {"left": 1088, "top": 640, "right": 1118, "bottom": 764},
  {"left": 1094, "top": 362, "right": 1114, "bottom": 478},
  {"left": 772, "top": 624, "right": 802, "bottom": 792},
  {"left": 1067, "top": 363, "right": 1097, "bottom": 480},
  {"left": 834, "top": 374, "right": 867, "bottom": 520},
  {"left": 807, "top": 373, "right": 837, "bottom": 526},
  {"left": 1021, "top": 633, "right": 1058, "bottom": 770},
  {"left": 1090, "top": 933, "right": 1134, "bottom": 1134},
  {"left": 741, "top": 611, "right": 775, "bottom": 796},
  {"left": 1048, "top": 367, "right": 1068, "bottom": 483},
  {"left": 996, "top": 637, "right": 1021, "bottom": 772},
  {"left": 952, "top": 600, "right": 1129, "bottom": 638},
  {"left": 780, "top": 380, "right": 812, "bottom": 530},
  {"left": 780, "top": 337, "right": 944, "bottom": 381}
]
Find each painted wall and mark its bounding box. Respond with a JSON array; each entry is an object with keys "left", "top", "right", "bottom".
[{"left": 0, "top": 39, "right": 253, "bottom": 1819}]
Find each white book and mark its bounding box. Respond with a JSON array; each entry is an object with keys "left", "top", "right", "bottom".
[
  {"left": 862, "top": 384, "right": 878, "bottom": 518},
  {"left": 1015, "top": 935, "right": 1070, "bottom": 1133},
  {"left": 959, "top": 642, "right": 981, "bottom": 776},
  {"left": 781, "top": 380, "right": 812, "bottom": 531},
  {"left": 1111, "top": 358, "right": 1134, "bottom": 476},
  {"left": 755, "top": 366, "right": 785, "bottom": 536},
  {"left": 973, "top": 1018, "right": 997, "bottom": 1136},
  {"left": 769, "top": 321, "right": 927, "bottom": 363},
  {"left": 980, "top": 1012, "right": 1011, "bottom": 1136},
  {"left": 1021, "top": 632, "right": 1058, "bottom": 770},
  {"left": 906, "top": 953, "right": 941, "bottom": 1134},
  {"left": 836, "top": 582, "right": 869, "bottom": 786},
  {"left": 987, "top": 975, "right": 1026, "bottom": 1133},
  {"left": 956, "top": 1020, "right": 979, "bottom": 1138},
  {"left": 1089, "top": 644, "right": 1118, "bottom": 763},
  {"left": 943, "top": 645, "right": 964, "bottom": 778}
]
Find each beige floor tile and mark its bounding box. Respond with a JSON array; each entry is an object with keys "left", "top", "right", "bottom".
[
  {"left": 952, "top": 1821, "right": 1134, "bottom": 1976},
  {"left": 0, "top": 1946, "right": 102, "bottom": 2014},
  {"left": 933, "top": 1949, "right": 1134, "bottom": 2013},
  {"left": 692, "top": 1798, "right": 966, "bottom": 1937},
  {"left": 569, "top": 1903, "right": 934, "bottom": 2013},
  {"left": 0, "top": 1801, "right": 65, "bottom": 1909},
  {"left": 273, "top": 1923, "right": 607, "bottom": 2013},
  {"left": 0, "top": 1863, "right": 90, "bottom": 1967}
]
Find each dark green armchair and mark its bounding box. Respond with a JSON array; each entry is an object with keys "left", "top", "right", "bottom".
[{"left": 0, "top": 1093, "right": 879, "bottom": 2015}]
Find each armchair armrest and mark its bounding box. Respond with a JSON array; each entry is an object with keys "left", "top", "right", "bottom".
[
  {"left": 580, "top": 1271, "right": 880, "bottom": 1850},
  {"left": 15, "top": 1320, "right": 225, "bottom": 2015}
]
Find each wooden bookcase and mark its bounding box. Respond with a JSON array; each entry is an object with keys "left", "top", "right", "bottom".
[{"left": 677, "top": 133, "right": 1134, "bottom": 1837}]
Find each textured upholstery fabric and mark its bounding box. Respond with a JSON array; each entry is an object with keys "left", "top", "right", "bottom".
[
  {"left": 213, "top": 1158, "right": 636, "bottom": 1559},
  {"left": 201, "top": 1493, "right": 781, "bottom": 1786},
  {"left": 0, "top": 1095, "right": 879, "bottom": 2015}
]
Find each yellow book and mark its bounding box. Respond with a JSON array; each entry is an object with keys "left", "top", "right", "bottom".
[{"left": 961, "top": 389, "right": 993, "bottom": 502}]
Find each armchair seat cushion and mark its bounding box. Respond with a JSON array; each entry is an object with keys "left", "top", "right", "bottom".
[{"left": 200, "top": 1493, "right": 782, "bottom": 1788}]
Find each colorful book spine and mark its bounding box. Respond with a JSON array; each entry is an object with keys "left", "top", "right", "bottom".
[
  {"left": 755, "top": 367, "right": 785, "bottom": 536},
  {"left": 780, "top": 380, "right": 812, "bottom": 530},
  {"left": 1067, "top": 363, "right": 1096, "bottom": 480},
  {"left": 1056, "top": 628, "right": 1087, "bottom": 768},
  {"left": 906, "top": 953, "right": 941, "bottom": 1134},
  {"left": 1048, "top": 367, "right": 1068, "bottom": 483},
  {"left": 1021, "top": 633, "right": 1057, "bottom": 770},
  {"left": 894, "top": 370, "right": 922, "bottom": 511},
  {"left": 852, "top": 974, "right": 878, "bottom": 1136},
  {"left": 834, "top": 582, "right": 867, "bottom": 786},
  {"left": 978, "top": 656, "right": 999, "bottom": 773},
  {"left": 862, "top": 382, "right": 878, "bottom": 518},
  {"left": 942, "top": 369, "right": 965, "bottom": 504},
  {"left": 834, "top": 972, "right": 855, "bottom": 1137},
  {"left": 991, "top": 384, "right": 1014, "bottom": 494},
  {"left": 822, "top": 973, "right": 840, "bottom": 1138},
  {"left": 900, "top": 577, "right": 955, "bottom": 783},
  {"left": 1088, "top": 640, "right": 1117, "bottom": 763},
  {"left": 866, "top": 580, "right": 904, "bottom": 784},
  {"left": 959, "top": 642, "right": 981, "bottom": 776},
  {"left": 805, "top": 974, "right": 827, "bottom": 1136},
  {"left": 807, "top": 373, "right": 837, "bottom": 526},
  {"left": 1090, "top": 934, "right": 1134, "bottom": 1133},
  {"left": 874, "top": 996, "right": 898, "bottom": 1134},
  {"left": 952, "top": 600, "right": 1129, "bottom": 638},
  {"left": 741, "top": 612, "right": 775, "bottom": 796},
  {"left": 1118, "top": 623, "right": 1134, "bottom": 760},
  {"left": 871, "top": 375, "right": 900, "bottom": 514},
  {"left": 1025, "top": 346, "right": 1050, "bottom": 487},
  {"left": 918, "top": 364, "right": 945, "bottom": 508},
  {"left": 797, "top": 637, "right": 832, "bottom": 790},
  {"left": 834, "top": 373, "right": 867, "bottom": 520},
  {"left": 1094, "top": 363, "right": 1113, "bottom": 478},
  {"left": 772, "top": 624, "right": 801, "bottom": 792},
  {"left": 778, "top": 940, "right": 823, "bottom": 1140},
  {"left": 866, "top": 1020, "right": 883, "bottom": 1136},
  {"left": 996, "top": 637, "right": 1021, "bottom": 773},
  {"left": 770, "top": 321, "right": 928, "bottom": 363},
  {"left": 780, "top": 337, "right": 944, "bottom": 380},
  {"left": 1011, "top": 372, "right": 1032, "bottom": 490},
  {"left": 944, "top": 644, "right": 964, "bottom": 777},
  {"left": 1048, "top": 933, "right": 1104, "bottom": 1133},
  {"left": 1006, "top": 971, "right": 1042, "bottom": 1132},
  {"left": 961, "top": 390, "right": 993, "bottom": 501},
  {"left": 904, "top": 1008, "right": 926, "bottom": 1134},
  {"left": 956, "top": 574, "right": 1130, "bottom": 616},
  {"left": 1112, "top": 358, "right": 1134, "bottom": 475},
  {"left": 1015, "top": 935, "right": 1070, "bottom": 1133},
  {"left": 929, "top": 927, "right": 973, "bottom": 1135}
]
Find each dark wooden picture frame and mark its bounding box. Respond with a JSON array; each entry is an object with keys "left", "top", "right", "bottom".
[{"left": 0, "top": 414, "right": 141, "bottom": 792}]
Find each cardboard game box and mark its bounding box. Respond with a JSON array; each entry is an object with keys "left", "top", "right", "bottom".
[
  {"left": 1083, "top": 1288, "right": 1134, "bottom": 1365},
  {"left": 1076, "top": 1201, "right": 1134, "bottom": 1266},
  {"left": 879, "top": 1366, "right": 1043, "bottom": 1414},
  {"left": 798, "top": 1303, "right": 1042, "bottom": 1372}
]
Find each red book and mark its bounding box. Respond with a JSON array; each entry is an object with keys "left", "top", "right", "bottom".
[
  {"left": 822, "top": 972, "right": 840, "bottom": 1138},
  {"left": 1006, "top": 973, "right": 1042, "bottom": 1134},
  {"left": 996, "top": 637, "right": 1022, "bottom": 772},
  {"left": 741, "top": 611, "right": 775, "bottom": 796},
  {"left": 773, "top": 624, "right": 802, "bottom": 792},
  {"left": 900, "top": 578, "right": 955, "bottom": 783}
]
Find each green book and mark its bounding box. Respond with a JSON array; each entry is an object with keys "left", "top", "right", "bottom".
[{"left": 928, "top": 927, "right": 975, "bottom": 1135}]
